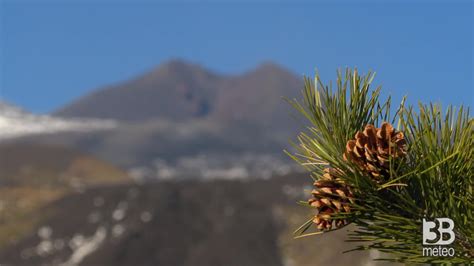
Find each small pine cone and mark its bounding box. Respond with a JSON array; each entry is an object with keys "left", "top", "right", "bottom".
[
  {"left": 308, "top": 168, "right": 353, "bottom": 230},
  {"left": 343, "top": 122, "right": 407, "bottom": 182}
]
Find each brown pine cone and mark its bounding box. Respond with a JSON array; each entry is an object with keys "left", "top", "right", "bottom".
[
  {"left": 343, "top": 122, "right": 407, "bottom": 182},
  {"left": 308, "top": 168, "right": 353, "bottom": 230}
]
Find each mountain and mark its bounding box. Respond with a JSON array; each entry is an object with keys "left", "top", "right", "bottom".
[
  {"left": 54, "top": 59, "right": 302, "bottom": 128},
  {"left": 9, "top": 60, "right": 304, "bottom": 176},
  {"left": 0, "top": 101, "right": 116, "bottom": 141}
]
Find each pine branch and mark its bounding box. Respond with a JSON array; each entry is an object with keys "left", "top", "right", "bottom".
[{"left": 287, "top": 68, "right": 473, "bottom": 264}]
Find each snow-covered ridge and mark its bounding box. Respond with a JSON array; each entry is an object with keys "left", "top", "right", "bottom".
[{"left": 0, "top": 101, "right": 117, "bottom": 141}]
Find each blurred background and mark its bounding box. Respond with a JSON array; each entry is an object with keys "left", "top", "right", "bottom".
[{"left": 0, "top": 1, "right": 472, "bottom": 265}]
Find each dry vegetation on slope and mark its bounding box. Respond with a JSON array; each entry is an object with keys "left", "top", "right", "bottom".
[{"left": 0, "top": 143, "right": 129, "bottom": 249}]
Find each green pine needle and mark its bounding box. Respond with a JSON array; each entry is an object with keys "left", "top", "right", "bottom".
[{"left": 287, "top": 68, "right": 473, "bottom": 264}]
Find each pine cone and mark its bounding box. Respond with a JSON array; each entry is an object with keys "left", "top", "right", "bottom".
[
  {"left": 308, "top": 168, "right": 353, "bottom": 230},
  {"left": 343, "top": 122, "right": 407, "bottom": 182}
]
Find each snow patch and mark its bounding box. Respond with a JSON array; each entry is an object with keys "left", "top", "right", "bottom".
[
  {"left": 37, "top": 226, "right": 52, "bottom": 239},
  {"left": 0, "top": 101, "right": 116, "bottom": 140},
  {"left": 140, "top": 211, "right": 153, "bottom": 223},
  {"left": 112, "top": 224, "right": 125, "bottom": 238},
  {"left": 61, "top": 227, "right": 107, "bottom": 266},
  {"left": 112, "top": 201, "right": 128, "bottom": 221}
]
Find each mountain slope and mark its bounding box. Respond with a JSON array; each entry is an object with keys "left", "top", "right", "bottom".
[
  {"left": 0, "top": 176, "right": 378, "bottom": 266},
  {"left": 212, "top": 62, "right": 302, "bottom": 128},
  {"left": 0, "top": 143, "right": 129, "bottom": 187},
  {"left": 0, "top": 143, "right": 130, "bottom": 248}
]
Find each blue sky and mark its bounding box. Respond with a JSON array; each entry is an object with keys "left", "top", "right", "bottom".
[{"left": 0, "top": 1, "right": 472, "bottom": 113}]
